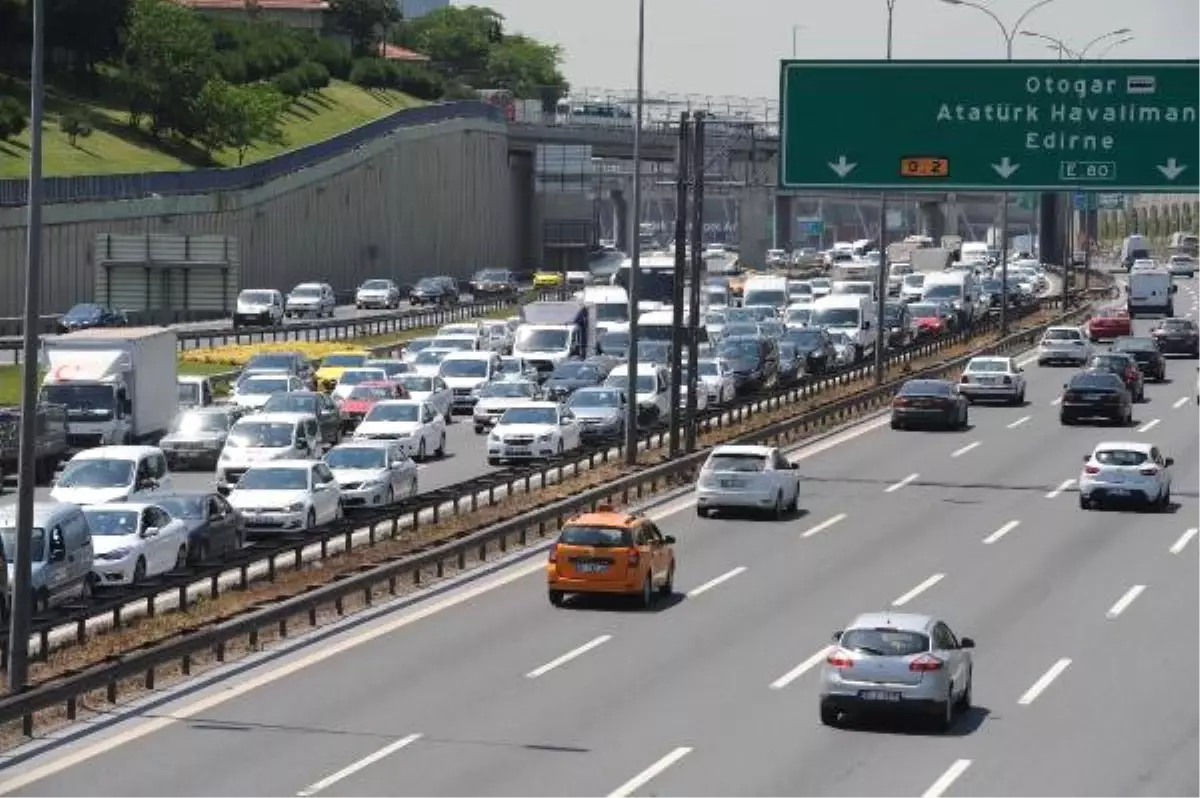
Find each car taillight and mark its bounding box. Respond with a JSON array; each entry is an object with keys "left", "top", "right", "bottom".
[
  {"left": 1139, "top": 466, "right": 1159, "bottom": 476},
  {"left": 626, "top": 547, "right": 640, "bottom": 567},
  {"left": 892, "top": 397, "right": 909, "bottom": 407},
  {"left": 1126, "top": 368, "right": 1138, "bottom": 381},
  {"left": 826, "top": 650, "right": 855, "bottom": 669},
  {"left": 1084, "top": 465, "right": 1100, "bottom": 474},
  {"left": 960, "top": 375, "right": 970, "bottom": 383},
  {"left": 909, "top": 654, "right": 944, "bottom": 672},
  {"left": 548, "top": 547, "right": 558, "bottom": 563}
]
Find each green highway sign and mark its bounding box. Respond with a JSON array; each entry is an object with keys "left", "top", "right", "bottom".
[{"left": 778, "top": 60, "right": 1199, "bottom": 192}]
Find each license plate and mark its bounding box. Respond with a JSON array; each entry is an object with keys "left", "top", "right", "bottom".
[
  {"left": 860, "top": 690, "right": 902, "bottom": 702},
  {"left": 506, "top": 447, "right": 531, "bottom": 456},
  {"left": 1108, "top": 488, "right": 1130, "bottom": 495},
  {"left": 1082, "top": 393, "right": 1102, "bottom": 400},
  {"left": 576, "top": 562, "right": 608, "bottom": 574},
  {"left": 979, "top": 377, "right": 999, "bottom": 385},
  {"left": 720, "top": 479, "right": 745, "bottom": 488}
]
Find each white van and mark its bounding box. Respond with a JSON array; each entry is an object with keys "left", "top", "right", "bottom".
[
  {"left": 921, "top": 271, "right": 982, "bottom": 326},
  {"left": 1127, "top": 268, "right": 1175, "bottom": 318},
  {"left": 831, "top": 280, "right": 877, "bottom": 302},
  {"left": 638, "top": 309, "right": 676, "bottom": 344},
  {"left": 742, "top": 276, "right": 790, "bottom": 310},
  {"left": 580, "top": 285, "right": 630, "bottom": 334},
  {"left": 960, "top": 242, "right": 989, "bottom": 266},
  {"left": 438, "top": 351, "right": 503, "bottom": 413},
  {"left": 810, "top": 295, "right": 875, "bottom": 361}
]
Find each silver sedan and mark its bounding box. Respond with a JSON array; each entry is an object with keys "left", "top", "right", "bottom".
[
  {"left": 819, "top": 611, "right": 975, "bottom": 732},
  {"left": 958, "top": 355, "right": 1027, "bottom": 405}
]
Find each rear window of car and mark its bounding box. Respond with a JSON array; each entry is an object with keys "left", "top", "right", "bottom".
[
  {"left": 1094, "top": 449, "right": 1148, "bottom": 466},
  {"left": 1043, "top": 329, "right": 1081, "bottom": 341},
  {"left": 558, "top": 525, "right": 633, "bottom": 547},
  {"left": 1069, "top": 373, "right": 1122, "bottom": 390},
  {"left": 1114, "top": 337, "right": 1157, "bottom": 351},
  {"left": 704, "top": 453, "right": 768, "bottom": 472},
  {"left": 899, "top": 380, "right": 952, "bottom": 396},
  {"left": 841, "top": 628, "right": 930, "bottom": 656},
  {"left": 1160, "top": 319, "right": 1195, "bottom": 331},
  {"left": 966, "top": 359, "right": 1008, "bottom": 372}
]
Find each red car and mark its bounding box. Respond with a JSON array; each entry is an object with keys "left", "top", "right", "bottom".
[
  {"left": 337, "top": 381, "right": 408, "bottom": 433},
  {"left": 1086, "top": 307, "right": 1132, "bottom": 341},
  {"left": 908, "top": 303, "right": 950, "bottom": 338}
]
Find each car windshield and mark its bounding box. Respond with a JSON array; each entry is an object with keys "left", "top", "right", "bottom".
[
  {"left": 1113, "top": 337, "right": 1156, "bottom": 352},
  {"left": 1094, "top": 449, "right": 1149, "bottom": 466},
  {"left": 600, "top": 331, "right": 629, "bottom": 352},
  {"left": 481, "top": 381, "right": 536, "bottom": 398},
  {"left": 497, "top": 359, "right": 525, "bottom": 375},
  {"left": 723, "top": 323, "right": 760, "bottom": 338},
  {"left": 239, "top": 291, "right": 274, "bottom": 304},
  {"left": 415, "top": 278, "right": 440, "bottom": 290},
  {"left": 476, "top": 270, "right": 508, "bottom": 281},
  {"left": 322, "top": 354, "right": 366, "bottom": 368},
  {"left": 786, "top": 308, "right": 812, "bottom": 324},
  {"left": 170, "top": 411, "right": 229, "bottom": 434},
  {"left": 245, "top": 354, "right": 297, "bottom": 371},
  {"left": 827, "top": 333, "right": 852, "bottom": 346},
  {"left": 0, "top": 527, "right": 45, "bottom": 561},
  {"left": 361, "top": 280, "right": 392, "bottom": 290},
  {"left": 908, "top": 303, "right": 943, "bottom": 319},
  {"left": 399, "top": 376, "right": 433, "bottom": 393},
  {"left": 923, "top": 284, "right": 963, "bottom": 300},
  {"left": 720, "top": 340, "right": 760, "bottom": 358},
  {"left": 900, "top": 380, "right": 952, "bottom": 396},
  {"left": 365, "top": 403, "right": 420, "bottom": 422},
  {"left": 263, "top": 394, "right": 319, "bottom": 414},
  {"left": 779, "top": 342, "right": 799, "bottom": 359},
  {"left": 570, "top": 389, "right": 621, "bottom": 408},
  {"left": 58, "top": 458, "right": 133, "bottom": 488},
  {"left": 515, "top": 328, "right": 569, "bottom": 350},
  {"left": 832, "top": 284, "right": 871, "bottom": 296},
  {"left": 980, "top": 280, "right": 1002, "bottom": 292},
  {"left": 228, "top": 421, "right": 295, "bottom": 447},
  {"left": 499, "top": 407, "right": 558, "bottom": 425},
  {"left": 705, "top": 452, "right": 768, "bottom": 472},
  {"left": 724, "top": 309, "right": 756, "bottom": 323},
  {"left": 811, "top": 308, "right": 860, "bottom": 327},
  {"left": 1069, "top": 373, "right": 1122, "bottom": 390},
  {"left": 1089, "top": 355, "right": 1130, "bottom": 370},
  {"left": 558, "top": 525, "right": 633, "bottom": 547},
  {"left": 595, "top": 304, "right": 628, "bottom": 322},
  {"left": 883, "top": 305, "right": 904, "bottom": 323},
  {"left": 789, "top": 283, "right": 813, "bottom": 296},
  {"left": 432, "top": 338, "right": 476, "bottom": 352},
  {"left": 841, "top": 628, "right": 929, "bottom": 656},
  {"left": 177, "top": 382, "right": 200, "bottom": 404},
  {"left": 697, "top": 361, "right": 720, "bottom": 377},
  {"left": 83, "top": 509, "right": 141, "bottom": 536},
  {"left": 439, "top": 360, "right": 489, "bottom": 378},
  {"left": 439, "top": 325, "right": 477, "bottom": 336},
  {"left": 1043, "top": 329, "right": 1081, "bottom": 341},
  {"left": 238, "top": 467, "right": 309, "bottom": 491},
  {"left": 240, "top": 377, "right": 290, "bottom": 394},
  {"left": 605, "top": 374, "right": 657, "bottom": 392},
  {"left": 404, "top": 339, "right": 437, "bottom": 355},
  {"left": 346, "top": 385, "right": 393, "bottom": 401},
  {"left": 811, "top": 278, "right": 831, "bottom": 289},
  {"left": 1159, "top": 319, "right": 1194, "bottom": 330},
  {"left": 706, "top": 312, "right": 727, "bottom": 326},
  {"left": 743, "top": 290, "right": 788, "bottom": 307},
  {"left": 291, "top": 286, "right": 321, "bottom": 297},
  {"left": 966, "top": 359, "right": 1009, "bottom": 372},
  {"left": 326, "top": 447, "right": 388, "bottom": 469},
  {"left": 414, "top": 351, "right": 450, "bottom": 366},
  {"left": 551, "top": 363, "right": 599, "bottom": 380},
  {"left": 903, "top": 274, "right": 925, "bottom": 287},
  {"left": 155, "top": 495, "right": 206, "bottom": 520}
]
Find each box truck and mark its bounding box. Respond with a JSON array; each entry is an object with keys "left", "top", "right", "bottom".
[
  {"left": 513, "top": 301, "right": 599, "bottom": 375},
  {"left": 40, "top": 326, "right": 178, "bottom": 451}
]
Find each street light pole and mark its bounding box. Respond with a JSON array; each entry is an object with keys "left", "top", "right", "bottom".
[
  {"left": 623, "top": 0, "right": 645, "bottom": 467},
  {"left": 792, "top": 25, "right": 804, "bottom": 58},
  {"left": 872, "top": 0, "right": 896, "bottom": 385},
  {"left": 8, "top": 0, "right": 47, "bottom": 693},
  {"left": 940, "top": 0, "right": 1057, "bottom": 338}
]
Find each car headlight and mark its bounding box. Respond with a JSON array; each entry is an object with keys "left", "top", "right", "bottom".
[
  {"left": 220, "top": 451, "right": 231, "bottom": 461},
  {"left": 537, "top": 432, "right": 553, "bottom": 442},
  {"left": 490, "top": 433, "right": 501, "bottom": 442},
  {"left": 106, "top": 546, "right": 133, "bottom": 560},
  {"left": 286, "top": 502, "right": 305, "bottom": 512}
]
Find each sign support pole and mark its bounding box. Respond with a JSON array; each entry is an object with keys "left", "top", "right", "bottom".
[
  {"left": 999, "top": 194, "right": 1010, "bottom": 338},
  {"left": 667, "top": 113, "right": 689, "bottom": 458},
  {"left": 623, "top": 0, "right": 646, "bottom": 468},
  {"left": 873, "top": 197, "right": 888, "bottom": 385},
  {"left": 684, "top": 113, "right": 705, "bottom": 453}
]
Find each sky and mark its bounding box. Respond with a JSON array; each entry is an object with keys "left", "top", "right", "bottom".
[{"left": 458, "top": 0, "right": 1199, "bottom": 100}]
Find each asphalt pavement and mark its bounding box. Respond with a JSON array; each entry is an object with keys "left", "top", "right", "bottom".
[{"left": 1, "top": 277, "right": 1196, "bottom": 797}]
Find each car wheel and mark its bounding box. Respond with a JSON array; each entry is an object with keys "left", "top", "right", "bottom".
[
  {"left": 417, "top": 439, "right": 426, "bottom": 462},
  {"left": 771, "top": 492, "right": 784, "bottom": 520},
  {"left": 306, "top": 509, "right": 316, "bottom": 530},
  {"left": 956, "top": 671, "right": 973, "bottom": 711},
  {"left": 659, "top": 562, "right": 675, "bottom": 596},
  {"left": 132, "top": 557, "right": 147, "bottom": 585},
  {"left": 174, "top": 546, "right": 187, "bottom": 570},
  {"left": 890, "top": 418, "right": 904, "bottom": 430},
  {"left": 474, "top": 425, "right": 486, "bottom": 434},
  {"left": 960, "top": 409, "right": 969, "bottom": 430},
  {"left": 1079, "top": 494, "right": 1092, "bottom": 510},
  {"left": 933, "top": 686, "right": 956, "bottom": 733},
  {"left": 191, "top": 541, "right": 209, "bottom": 565},
  {"left": 1158, "top": 488, "right": 1171, "bottom": 512},
  {"left": 78, "top": 574, "right": 94, "bottom": 604},
  {"left": 819, "top": 702, "right": 841, "bottom": 727},
  {"left": 436, "top": 434, "right": 446, "bottom": 458},
  {"left": 548, "top": 590, "right": 565, "bottom": 607},
  {"left": 638, "top": 576, "right": 654, "bottom": 609},
  {"left": 1060, "top": 414, "right": 1072, "bottom": 426},
  {"left": 487, "top": 457, "right": 500, "bottom": 466},
  {"left": 385, "top": 485, "right": 395, "bottom": 506},
  {"left": 556, "top": 440, "right": 564, "bottom": 458},
  {"left": 696, "top": 506, "right": 709, "bottom": 518}
]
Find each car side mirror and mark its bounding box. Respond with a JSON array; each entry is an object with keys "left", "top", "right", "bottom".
[
  {"left": 1171, "top": 284, "right": 1179, "bottom": 294},
  {"left": 831, "top": 630, "right": 842, "bottom": 642},
  {"left": 959, "top": 636, "right": 975, "bottom": 649},
  {"left": 1165, "top": 457, "right": 1174, "bottom": 467},
  {"left": 1063, "top": 383, "right": 1069, "bottom": 390},
  {"left": 49, "top": 547, "right": 66, "bottom": 562},
  {"left": 663, "top": 535, "right": 676, "bottom": 544},
  {"left": 141, "top": 526, "right": 159, "bottom": 538},
  {"left": 790, "top": 462, "right": 799, "bottom": 469}
]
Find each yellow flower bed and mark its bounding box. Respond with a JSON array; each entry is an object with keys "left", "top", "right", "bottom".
[{"left": 179, "top": 340, "right": 383, "bottom": 367}]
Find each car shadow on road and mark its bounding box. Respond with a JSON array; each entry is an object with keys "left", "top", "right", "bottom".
[
  {"left": 837, "top": 705, "right": 992, "bottom": 738},
  {"left": 704, "top": 508, "right": 810, "bottom": 524},
  {"left": 561, "top": 591, "right": 687, "bottom": 614}
]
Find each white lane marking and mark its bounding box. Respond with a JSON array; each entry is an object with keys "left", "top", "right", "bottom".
[
  {"left": 1172, "top": 397, "right": 1189, "bottom": 409},
  {"left": 686, "top": 566, "right": 746, "bottom": 598},
  {"left": 607, "top": 747, "right": 693, "bottom": 798},
  {"left": 789, "top": 415, "right": 893, "bottom": 462},
  {"left": 951, "top": 441, "right": 981, "bottom": 458},
  {"left": 1007, "top": 414, "right": 1031, "bottom": 429},
  {"left": 892, "top": 573, "right": 945, "bottom": 607},
  {"left": 769, "top": 646, "right": 833, "bottom": 690},
  {"left": 1170, "top": 528, "right": 1199, "bottom": 555},
  {"left": 1017, "top": 355, "right": 1037, "bottom": 367},
  {"left": 982, "top": 520, "right": 1020, "bottom": 545},
  {"left": 1105, "top": 585, "right": 1146, "bottom": 619},
  {"left": 296, "top": 733, "right": 422, "bottom": 796},
  {"left": 1050, "top": 396, "right": 1062, "bottom": 406},
  {"left": 1045, "top": 478, "right": 1075, "bottom": 499},
  {"left": 1137, "top": 418, "right": 1161, "bottom": 433},
  {"left": 1017, "top": 658, "right": 1072, "bottom": 705},
  {"left": 801, "top": 513, "right": 847, "bottom": 538},
  {"left": 525, "top": 635, "right": 612, "bottom": 678},
  {"left": 921, "top": 759, "right": 973, "bottom": 798},
  {"left": 885, "top": 472, "right": 920, "bottom": 493}
]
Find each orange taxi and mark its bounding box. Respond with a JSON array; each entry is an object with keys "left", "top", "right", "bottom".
[{"left": 546, "top": 506, "right": 676, "bottom": 608}]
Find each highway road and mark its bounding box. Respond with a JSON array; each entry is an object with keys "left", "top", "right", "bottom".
[{"left": 0, "top": 278, "right": 1195, "bottom": 797}]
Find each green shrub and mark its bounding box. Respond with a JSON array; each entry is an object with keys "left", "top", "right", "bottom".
[
  {"left": 271, "top": 69, "right": 305, "bottom": 99},
  {"left": 349, "top": 57, "right": 389, "bottom": 89},
  {"left": 391, "top": 62, "right": 443, "bottom": 100},
  {"left": 312, "top": 38, "right": 352, "bottom": 80},
  {"left": 58, "top": 112, "right": 94, "bottom": 146},
  {"left": 0, "top": 96, "right": 29, "bottom": 141},
  {"left": 298, "top": 61, "right": 330, "bottom": 92}
]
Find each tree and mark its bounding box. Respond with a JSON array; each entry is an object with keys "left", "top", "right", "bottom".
[
  {"left": 0, "top": 95, "right": 28, "bottom": 141},
  {"left": 195, "top": 78, "right": 285, "bottom": 164},
  {"left": 398, "top": 5, "right": 502, "bottom": 79},
  {"left": 485, "top": 34, "right": 567, "bottom": 103},
  {"left": 59, "top": 111, "right": 93, "bottom": 146},
  {"left": 46, "top": 0, "right": 129, "bottom": 78},
  {"left": 329, "top": 0, "right": 398, "bottom": 57},
  {"left": 120, "top": 0, "right": 216, "bottom": 137}
]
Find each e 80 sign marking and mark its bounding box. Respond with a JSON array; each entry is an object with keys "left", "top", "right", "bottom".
[{"left": 778, "top": 59, "right": 1199, "bottom": 192}]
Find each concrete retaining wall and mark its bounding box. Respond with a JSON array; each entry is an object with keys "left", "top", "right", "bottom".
[{"left": 0, "top": 117, "right": 520, "bottom": 317}]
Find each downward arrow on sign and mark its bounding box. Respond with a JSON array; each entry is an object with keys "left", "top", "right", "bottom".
[
  {"left": 1157, "top": 158, "right": 1187, "bottom": 181},
  {"left": 991, "top": 157, "right": 1020, "bottom": 179},
  {"left": 828, "top": 156, "right": 857, "bottom": 178}
]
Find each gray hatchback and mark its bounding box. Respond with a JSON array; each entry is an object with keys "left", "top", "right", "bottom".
[{"left": 819, "top": 612, "right": 975, "bottom": 732}]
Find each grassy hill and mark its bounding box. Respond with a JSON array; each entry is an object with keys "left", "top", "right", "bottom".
[{"left": 0, "top": 79, "right": 422, "bottom": 179}]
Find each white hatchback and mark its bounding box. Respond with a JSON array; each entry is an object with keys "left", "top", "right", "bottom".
[
  {"left": 1078, "top": 441, "right": 1173, "bottom": 511},
  {"left": 694, "top": 444, "right": 801, "bottom": 519},
  {"left": 1037, "top": 326, "right": 1092, "bottom": 366}
]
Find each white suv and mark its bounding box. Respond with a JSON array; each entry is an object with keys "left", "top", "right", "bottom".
[
  {"left": 1078, "top": 441, "right": 1173, "bottom": 511},
  {"left": 1037, "top": 326, "right": 1092, "bottom": 366},
  {"left": 695, "top": 444, "right": 801, "bottom": 519}
]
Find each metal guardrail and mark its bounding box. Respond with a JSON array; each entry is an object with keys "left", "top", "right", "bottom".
[{"left": 0, "top": 280, "right": 1111, "bottom": 734}]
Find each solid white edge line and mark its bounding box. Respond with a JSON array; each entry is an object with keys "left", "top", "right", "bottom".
[
  {"left": 884, "top": 472, "right": 920, "bottom": 493},
  {"left": 950, "top": 441, "right": 981, "bottom": 458},
  {"left": 1017, "top": 658, "right": 1072, "bottom": 705},
  {"left": 296, "top": 733, "right": 422, "bottom": 797},
  {"left": 1006, "top": 414, "right": 1031, "bottom": 429},
  {"left": 1170, "top": 528, "right": 1199, "bottom": 555},
  {"left": 1136, "top": 418, "right": 1161, "bottom": 433},
  {"left": 1172, "top": 397, "right": 1189, "bottom": 409},
  {"left": 525, "top": 635, "right": 613, "bottom": 679},
  {"left": 686, "top": 566, "right": 747, "bottom": 598},
  {"left": 982, "top": 520, "right": 1020, "bottom": 545},
  {"left": 801, "top": 513, "right": 848, "bottom": 538},
  {"left": 607, "top": 746, "right": 693, "bottom": 798},
  {"left": 1105, "top": 585, "right": 1146, "bottom": 619},
  {"left": 1045, "top": 478, "right": 1075, "bottom": 499},
  {"left": 921, "top": 759, "right": 973, "bottom": 798},
  {"left": 769, "top": 646, "right": 833, "bottom": 690},
  {"left": 891, "top": 573, "right": 945, "bottom": 607}
]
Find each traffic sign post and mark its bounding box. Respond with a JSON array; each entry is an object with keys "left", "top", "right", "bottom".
[{"left": 779, "top": 60, "right": 1199, "bottom": 192}]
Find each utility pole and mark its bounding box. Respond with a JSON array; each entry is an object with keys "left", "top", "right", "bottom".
[
  {"left": 666, "top": 114, "right": 690, "bottom": 458},
  {"left": 684, "top": 113, "right": 706, "bottom": 452},
  {"left": 623, "top": 0, "right": 646, "bottom": 467},
  {"left": 872, "top": 0, "right": 896, "bottom": 385}
]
